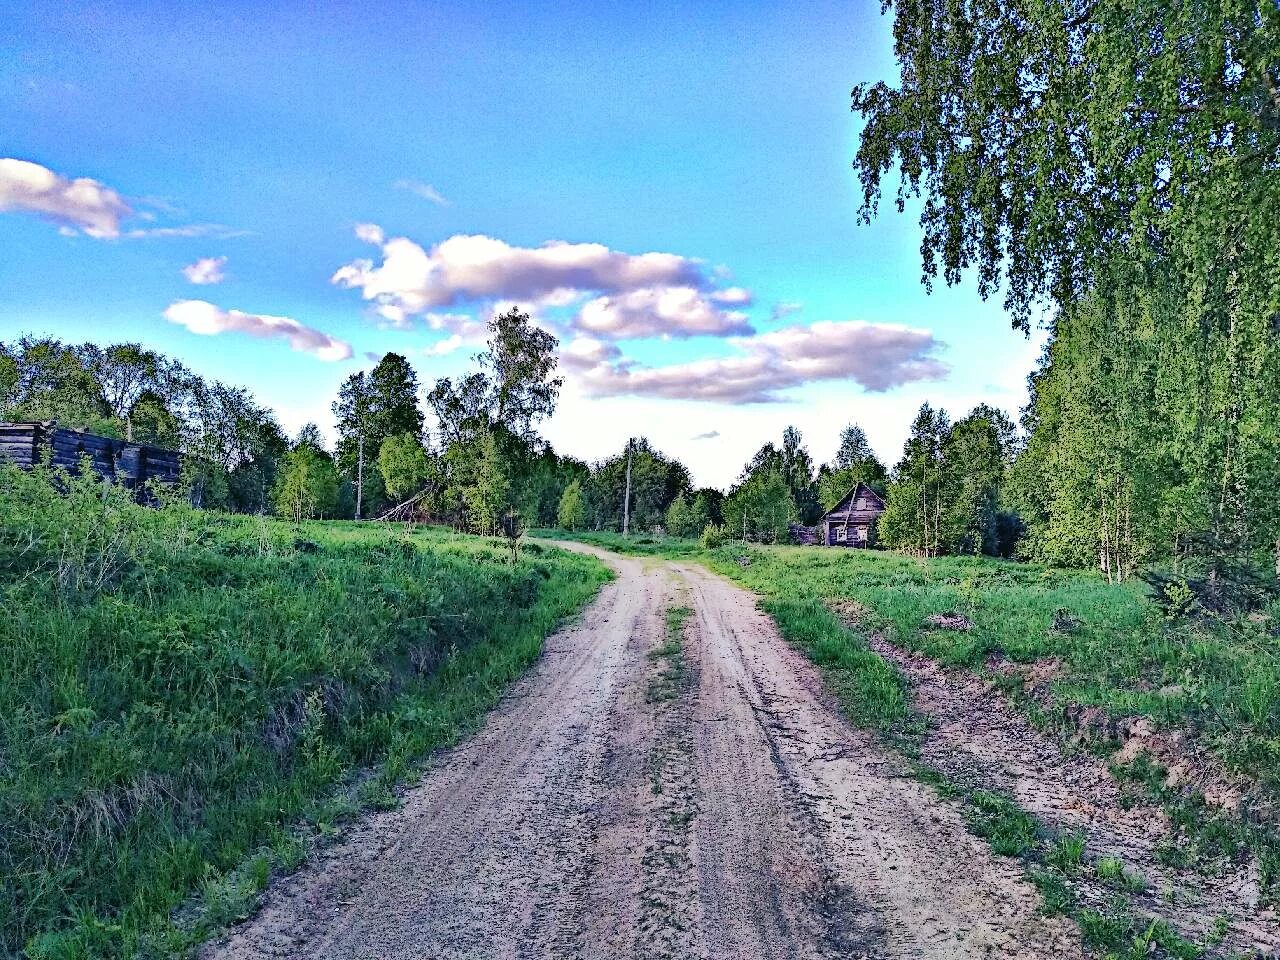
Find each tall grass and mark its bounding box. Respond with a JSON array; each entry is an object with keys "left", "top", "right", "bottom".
[{"left": 1, "top": 467, "right": 609, "bottom": 959}]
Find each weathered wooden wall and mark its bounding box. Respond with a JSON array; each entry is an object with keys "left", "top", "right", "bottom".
[{"left": 0, "top": 422, "right": 183, "bottom": 500}]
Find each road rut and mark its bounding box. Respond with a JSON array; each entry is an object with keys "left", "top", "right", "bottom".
[{"left": 205, "top": 544, "right": 1080, "bottom": 959}]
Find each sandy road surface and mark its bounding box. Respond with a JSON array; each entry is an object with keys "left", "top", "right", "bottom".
[{"left": 206, "top": 544, "right": 1080, "bottom": 960}]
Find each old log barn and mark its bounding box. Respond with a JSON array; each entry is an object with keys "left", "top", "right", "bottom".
[
  {"left": 820, "top": 482, "right": 886, "bottom": 547},
  {"left": 0, "top": 422, "right": 183, "bottom": 501}
]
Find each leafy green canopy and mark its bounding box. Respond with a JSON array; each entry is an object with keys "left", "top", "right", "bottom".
[
  {"left": 855, "top": 0, "right": 1280, "bottom": 577},
  {"left": 853, "top": 0, "right": 1280, "bottom": 332}
]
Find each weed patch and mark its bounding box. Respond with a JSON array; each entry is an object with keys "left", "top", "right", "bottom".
[{"left": 1, "top": 466, "right": 610, "bottom": 958}]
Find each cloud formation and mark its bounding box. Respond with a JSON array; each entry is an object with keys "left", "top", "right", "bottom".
[
  {"left": 0, "top": 158, "right": 132, "bottom": 237},
  {"left": 182, "top": 256, "right": 227, "bottom": 285},
  {"left": 332, "top": 230, "right": 716, "bottom": 329},
  {"left": 163, "top": 300, "right": 352, "bottom": 361},
  {"left": 575, "top": 286, "right": 752, "bottom": 339},
  {"left": 394, "top": 179, "right": 450, "bottom": 206},
  {"left": 771, "top": 301, "right": 803, "bottom": 320},
  {"left": 569, "top": 320, "right": 948, "bottom": 403},
  {"left": 560, "top": 335, "right": 623, "bottom": 370},
  {"left": 693, "top": 430, "right": 721, "bottom": 440},
  {"left": 125, "top": 223, "right": 250, "bottom": 240}
]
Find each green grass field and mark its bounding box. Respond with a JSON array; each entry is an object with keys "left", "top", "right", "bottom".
[
  {"left": 0, "top": 467, "right": 610, "bottom": 960},
  {"left": 535, "top": 528, "right": 1280, "bottom": 905}
]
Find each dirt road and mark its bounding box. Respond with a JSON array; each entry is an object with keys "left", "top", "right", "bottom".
[{"left": 206, "top": 545, "right": 1081, "bottom": 960}]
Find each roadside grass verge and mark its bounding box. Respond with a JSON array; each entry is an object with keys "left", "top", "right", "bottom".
[{"left": 1, "top": 467, "right": 610, "bottom": 959}]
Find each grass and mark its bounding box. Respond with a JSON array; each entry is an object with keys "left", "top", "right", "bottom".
[
  {"left": 647, "top": 604, "right": 692, "bottom": 704},
  {"left": 0, "top": 466, "right": 611, "bottom": 959}
]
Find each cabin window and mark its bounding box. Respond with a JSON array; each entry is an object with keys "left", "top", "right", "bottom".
[
  {"left": 856, "top": 498, "right": 866, "bottom": 510},
  {"left": 836, "top": 527, "right": 846, "bottom": 542},
  {"left": 856, "top": 526, "right": 868, "bottom": 541}
]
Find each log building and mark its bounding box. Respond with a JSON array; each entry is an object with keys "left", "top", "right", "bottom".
[
  {"left": 819, "top": 482, "right": 886, "bottom": 548},
  {"left": 0, "top": 422, "right": 183, "bottom": 501}
]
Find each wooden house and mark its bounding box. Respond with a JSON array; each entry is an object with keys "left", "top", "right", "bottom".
[
  {"left": 819, "top": 482, "right": 886, "bottom": 548},
  {"left": 0, "top": 422, "right": 183, "bottom": 501}
]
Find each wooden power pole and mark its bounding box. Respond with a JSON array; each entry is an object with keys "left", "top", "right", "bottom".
[
  {"left": 622, "top": 437, "right": 633, "bottom": 537},
  {"left": 356, "top": 433, "right": 364, "bottom": 520}
]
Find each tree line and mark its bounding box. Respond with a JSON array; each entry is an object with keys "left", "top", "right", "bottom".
[
  {"left": 849, "top": 0, "right": 1280, "bottom": 595},
  {"left": 0, "top": 325, "right": 1018, "bottom": 560}
]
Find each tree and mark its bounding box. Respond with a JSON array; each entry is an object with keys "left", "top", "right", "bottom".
[
  {"left": 833, "top": 423, "right": 876, "bottom": 471},
  {"left": 819, "top": 422, "right": 888, "bottom": 510},
  {"left": 939, "top": 406, "right": 1016, "bottom": 555},
  {"left": 273, "top": 428, "right": 341, "bottom": 522},
  {"left": 582, "top": 438, "right": 691, "bottom": 532},
  {"left": 334, "top": 354, "right": 424, "bottom": 518},
  {"left": 480, "top": 307, "right": 563, "bottom": 439},
  {"left": 128, "top": 389, "right": 182, "bottom": 448},
  {"left": 228, "top": 417, "right": 290, "bottom": 515},
  {"left": 79, "top": 343, "right": 191, "bottom": 441},
  {"left": 780, "top": 426, "right": 821, "bottom": 523},
  {"left": 426, "top": 307, "right": 564, "bottom": 446},
  {"left": 723, "top": 469, "right": 794, "bottom": 544},
  {"left": 666, "top": 490, "right": 712, "bottom": 539},
  {"left": 378, "top": 431, "right": 434, "bottom": 504},
  {"left": 665, "top": 492, "right": 692, "bottom": 537},
  {"left": 463, "top": 429, "right": 516, "bottom": 536},
  {"left": 0, "top": 336, "right": 111, "bottom": 430},
  {"left": 879, "top": 404, "right": 950, "bottom": 556},
  {"left": 852, "top": 0, "right": 1280, "bottom": 333},
  {"left": 557, "top": 478, "right": 586, "bottom": 531},
  {"left": 852, "top": 0, "right": 1280, "bottom": 579}
]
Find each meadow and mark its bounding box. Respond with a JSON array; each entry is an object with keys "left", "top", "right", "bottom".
[
  {"left": 0, "top": 467, "right": 609, "bottom": 960},
  {"left": 535, "top": 528, "right": 1280, "bottom": 904}
]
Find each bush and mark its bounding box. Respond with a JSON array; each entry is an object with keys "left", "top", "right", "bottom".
[{"left": 700, "top": 523, "right": 725, "bottom": 549}]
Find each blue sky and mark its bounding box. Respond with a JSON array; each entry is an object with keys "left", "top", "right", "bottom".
[{"left": 0, "top": 0, "right": 1042, "bottom": 488}]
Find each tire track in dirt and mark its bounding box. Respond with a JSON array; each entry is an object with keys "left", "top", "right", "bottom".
[
  {"left": 205, "top": 545, "right": 1084, "bottom": 959},
  {"left": 864, "top": 633, "right": 1280, "bottom": 957},
  {"left": 677, "top": 562, "right": 1082, "bottom": 959},
  {"left": 204, "top": 552, "right": 673, "bottom": 960}
]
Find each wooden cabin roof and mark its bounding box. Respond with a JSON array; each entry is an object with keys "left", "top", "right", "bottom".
[{"left": 821, "top": 481, "right": 886, "bottom": 522}]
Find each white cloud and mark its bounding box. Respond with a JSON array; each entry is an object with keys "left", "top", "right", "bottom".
[
  {"left": 0, "top": 157, "right": 132, "bottom": 237},
  {"left": 0, "top": 158, "right": 246, "bottom": 241},
  {"left": 710, "top": 287, "right": 753, "bottom": 306},
  {"left": 394, "top": 179, "right": 450, "bottom": 206},
  {"left": 693, "top": 430, "right": 721, "bottom": 440},
  {"left": 560, "top": 335, "right": 623, "bottom": 370},
  {"left": 574, "top": 286, "right": 753, "bottom": 339},
  {"left": 572, "top": 320, "right": 949, "bottom": 403},
  {"left": 163, "top": 299, "right": 353, "bottom": 361},
  {"left": 332, "top": 230, "right": 713, "bottom": 319},
  {"left": 771, "top": 301, "right": 803, "bottom": 320},
  {"left": 124, "top": 223, "right": 250, "bottom": 239},
  {"left": 424, "top": 318, "right": 488, "bottom": 356},
  {"left": 354, "top": 222, "right": 385, "bottom": 245},
  {"left": 182, "top": 256, "right": 227, "bottom": 285}
]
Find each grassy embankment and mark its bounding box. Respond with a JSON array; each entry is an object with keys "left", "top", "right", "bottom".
[
  {"left": 0, "top": 467, "right": 610, "bottom": 960},
  {"left": 536, "top": 528, "right": 1280, "bottom": 955}
]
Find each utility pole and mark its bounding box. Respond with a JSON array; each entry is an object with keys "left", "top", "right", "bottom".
[
  {"left": 356, "top": 433, "right": 364, "bottom": 520},
  {"left": 622, "top": 437, "right": 633, "bottom": 537}
]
